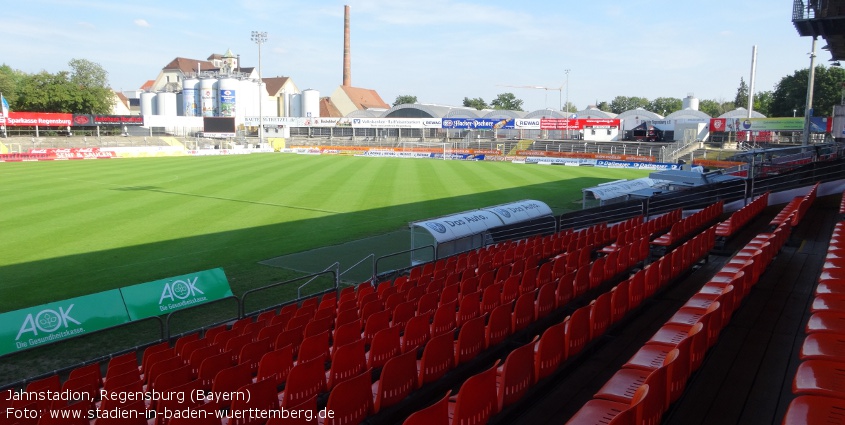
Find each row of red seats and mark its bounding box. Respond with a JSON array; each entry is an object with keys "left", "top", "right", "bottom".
[
  {"left": 566, "top": 218, "right": 792, "bottom": 424},
  {"left": 715, "top": 192, "right": 770, "bottom": 238},
  {"left": 401, "top": 221, "right": 718, "bottom": 424},
  {"left": 784, "top": 214, "right": 845, "bottom": 424},
  {"left": 769, "top": 182, "right": 819, "bottom": 230},
  {"left": 0, "top": 214, "right": 663, "bottom": 425},
  {"left": 652, "top": 202, "right": 723, "bottom": 247}
]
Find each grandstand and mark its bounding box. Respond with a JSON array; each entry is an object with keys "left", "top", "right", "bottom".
[{"left": 2, "top": 141, "right": 845, "bottom": 425}]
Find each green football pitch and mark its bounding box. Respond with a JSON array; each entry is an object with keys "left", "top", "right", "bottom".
[{"left": 0, "top": 154, "right": 650, "bottom": 314}]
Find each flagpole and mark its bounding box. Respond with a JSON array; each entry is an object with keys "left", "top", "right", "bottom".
[{"left": 0, "top": 92, "right": 7, "bottom": 138}]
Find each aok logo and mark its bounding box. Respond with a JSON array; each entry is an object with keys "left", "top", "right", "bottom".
[
  {"left": 16, "top": 305, "right": 81, "bottom": 340},
  {"left": 159, "top": 277, "right": 204, "bottom": 304}
]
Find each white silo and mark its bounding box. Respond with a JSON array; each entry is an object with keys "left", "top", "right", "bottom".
[
  {"left": 218, "top": 77, "right": 239, "bottom": 117},
  {"left": 683, "top": 93, "right": 700, "bottom": 111},
  {"left": 156, "top": 92, "right": 178, "bottom": 116},
  {"left": 140, "top": 92, "right": 157, "bottom": 116},
  {"left": 240, "top": 79, "right": 256, "bottom": 118},
  {"left": 200, "top": 78, "right": 218, "bottom": 117},
  {"left": 302, "top": 89, "right": 320, "bottom": 118},
  {"left": 182, "top": 78, "right": 200, "bottom": 116},
  {"left": 289, "top": 93, "right": 303, "bottom": 117}
]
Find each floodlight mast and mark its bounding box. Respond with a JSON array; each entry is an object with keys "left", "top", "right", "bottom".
[{"left": 251, "top": 31, "right": 267, "bottom": 147}]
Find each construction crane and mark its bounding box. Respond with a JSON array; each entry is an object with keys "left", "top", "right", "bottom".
[{"left": 497, "top": 84, "right": 562, "bottom": 110}]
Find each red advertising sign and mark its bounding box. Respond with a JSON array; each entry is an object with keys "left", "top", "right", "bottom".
[
  {"left": 5, "top": 112, "right": 73, "bottom": 127},
  {"left": 710, "top": 118, "right": 726, "bottom": 132},
  {"left": 28, "top": 148, "right": 116, "bottom": 159},
  {"left": 539, "top": 118, "right": 620, "bottom": 130}
]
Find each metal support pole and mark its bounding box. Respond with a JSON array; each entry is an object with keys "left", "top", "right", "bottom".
[{"left": 803, "top": 37, "right": 817, "bottom": 146}]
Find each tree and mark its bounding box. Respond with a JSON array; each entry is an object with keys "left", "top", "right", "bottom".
[
  {"left": 562, "top": 101, "right": 577, "bottom": 113},
  {"left": 462, "top": 97, "right": 488, "bottom": 110},
  {"left": 596, "top": 101, "right": 610, "bottom": 112},
  {"left": 649, "top": 97, "right": 682, "bottom": 116},
  {"left": 609, "top": 96, "right": 650, "bottom": 114},
  {"left": 734, "top": 77, "right": 748, "bottom": 110},
  {"left": 393, "top": 95, "right": 417, "bottom": 106},
  {"left": 753, "top": 90, "right": 773, "bottom": 117},
  {"left": 0, "top": 64, "right": 24, "bottom": 107},
  {"left": 698, "top": 99, "right": 733, "bottom": 117},
  {"left": 67, "top": 58, "right": 112, "bottom": 114},
  {"left": 769, "top": 65, "right": 845, "bottom": 117},
  {"left": 490, "top": 92, "right": 523, "bottom": 111}
]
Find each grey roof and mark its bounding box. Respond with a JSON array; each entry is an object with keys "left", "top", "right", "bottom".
[
  {"left": 665, "top": 108, "right": 711, "bottom": 120},
  {"left": 616, "top": 108, "right": 664, "bottom": 120},
  {"left": 574, "top": 107, "right": 617, "bottom": 119}
]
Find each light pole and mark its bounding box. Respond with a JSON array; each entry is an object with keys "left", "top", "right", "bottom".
[
  {"left": 251, "top": 30, "right": 267, "bottom": 147},
  {"left": 564, "top": 69, "right": 571, "bottom": 139}
]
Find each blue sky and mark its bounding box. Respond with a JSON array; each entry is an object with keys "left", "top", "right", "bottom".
[{"left": 0, "top": 0, "right": 827, "bottom": 112}]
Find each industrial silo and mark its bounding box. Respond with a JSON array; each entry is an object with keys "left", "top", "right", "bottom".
[
  {"left": 200, "top": 78, "right": 218, "bottom": 117},
  {"left": 289, "top": 93, "right": 303, "bottom": 117},
  {"left": 240, "top": 79, "right": 255, "bottom": 118},
  {"left": 140, "top": 92, "right": 157, "bottom": 116},
  {"left": 156, "top": 92, "right": 178, "bottom": 116},
  {"left": 218, "top": 77, "right": 238, "bottom": 117},
  {"left": 302, "top": 89, "right": 320, "bottom": 118},
  {"left": 683, "top": 94, "right": 700, "bottom": 111},
  {"left": 182, "top": 78, "right": 200, "bottom": 116}
]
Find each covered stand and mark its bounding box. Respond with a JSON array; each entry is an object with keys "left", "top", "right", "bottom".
[{"left": 410, "top": 200, "right": 554, "bottom": 264}]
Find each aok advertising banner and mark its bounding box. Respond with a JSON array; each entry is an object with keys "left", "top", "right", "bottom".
[
  {"left": 119, "top": 268, "right": 233, "bottom": 320},
  {"left": 0, "top": 290, "right": 130, "bottom": 356}
]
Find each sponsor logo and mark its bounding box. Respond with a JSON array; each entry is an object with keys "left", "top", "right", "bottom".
[
  {"left": 495, "top": 208, "right": 511, "bottom": 218},
  {"left": 16, "top": 305, "right": 81, "bottom": 340},
  {"left": 425, "top": 222, "right": 447, "bottom": 233},
  {"left": 443, "top": 120, "right": 453, "bottom": 128},
  {"left": 74, "top": 115, "right": 90, "bottom": 125},
  {"left": 159, "top": 277, "right": 204, "bottom": 304}
]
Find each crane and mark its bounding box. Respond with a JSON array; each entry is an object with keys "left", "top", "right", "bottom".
[{"left": 497, "top": 84, "right": 563, "bottom": 110}]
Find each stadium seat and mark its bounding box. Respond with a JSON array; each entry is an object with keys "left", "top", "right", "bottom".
[
  {"left": 417, "top": 332, "right": 455, "bottom": 386},
  {"left": 565, "top": 306, "right": 591, "bottom": 358},
  {"left": 448, "top": 360, "right": 501, "bottom": 425},
  {"left": 512, "top": 291, "right": 536, "bottom": 332},
  {"left": 535, "top": 321, "right": 567, "bottom": 381},
  {"left": 402, "top": 313, "right": 431, "bottom": 354},
  {"left": 782, "top": 395, "right": 845, "bottom": 425},
  {"left": 372, "top": 348, "right": 418, "bottom": 412},
  {"left": 323, "top": 368, "right": 374, "bottom": 425},
  {"left": 431, "top": 301, "right": 457, "bottom": 337},
  {"left": 280, "top": 356, "right": 327, "bottom": 408},
  {"left": 256, "top": 345, "right": 294, "bottom": 388},
  {"left": 326, "top": 338, "right": 367, "bottom": 390},
  {"left": 792, "top": 359, "right": 845, "bottom": 398},
  {"left": 402, "top": 391, "right": 451, "bottom": 425},
  {"left": 455, "top": 315, "right": 486, "bottom": 365},
  {"left": 800, "top": 332, "right": 845, "bottom": 361},
  {"left": 298, "top": 330, "right": 330, "bottom": 364},
  {"left": 368, "top": 325, "right": 401, "bottom": 369},
  {"left": 228, "top": 378, "right": 280, "bottom": 425},
  {"left": 590, "top": 292, "right": 613, "bottom": 339},
  {"left": 566, "top": 384, "right": 649, "bottom": 425},
  {"left": 498, "top": 336, "right": 538, "bottom": 409}
]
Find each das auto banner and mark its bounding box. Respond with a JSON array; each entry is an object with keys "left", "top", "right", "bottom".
[
  {"left": 119, "top": 268, "right": 233, "bottom": 320},
  {"left": 0, "top": 290, "right": 130, "bottom": 356}
]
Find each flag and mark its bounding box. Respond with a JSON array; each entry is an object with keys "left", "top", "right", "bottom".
[{"left": 0, "top": 93, "right": 8, "bottom": 118}]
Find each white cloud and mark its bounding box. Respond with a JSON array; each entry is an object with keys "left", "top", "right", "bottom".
[{"left": 134, "top": 19, "right": 150, "bottom": 28}]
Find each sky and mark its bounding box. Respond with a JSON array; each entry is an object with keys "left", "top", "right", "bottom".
[{"left": 0, "top": 0, "right": 830, "bottom": 112}]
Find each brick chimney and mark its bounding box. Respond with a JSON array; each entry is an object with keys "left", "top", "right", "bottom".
[{"left": 343, "top": 5, "right": 351, "bottom": 87}]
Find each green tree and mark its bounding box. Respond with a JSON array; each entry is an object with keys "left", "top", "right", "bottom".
[
  {"left": 0, "top": 64, "right": 24, "bottom": 107},
  {"left": 67, "top": 58, "right": 112, "bottom": 114},
  {"left": 649, "top": 97, "right": 682, "bottom": 116},
  {"left": 16, "top": 71, "right": 78, "bottom": 112},
  {"left": 698, "top": 99, "right": 733, "bottom": 117},
  {"left": 562, "top": 101, "right": 577, "bottom": 113},
  {"left": 769, "top": 65, "right": 845, "bottom": 117},
  {"left": 490, "top": 93, "right": 523, "bottom": 111},
  {"left": 462, "top": 97, "right": 488, "bottom": 110},
  {"left": 734, "top": 77, "right": 748, "bottom": 109},
  {"left": 609, "top": 96, "right": 650, "bottom": 114},
  {"left": 596, "top": 101, "right": 610, "bottom": 112},
  {"left": 753, "top": 90, "right": 773, "bottom": 116},
  {"left": 393, "top": 95, "right": 417, "bottom": 106}
]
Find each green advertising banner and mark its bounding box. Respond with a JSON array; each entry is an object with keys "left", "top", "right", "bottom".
[
  {"left": 120, "top": 268, "right": 233, "bottom": 320},
  {"left": 0, "top": 290, "right": 130, "bottom": 356}
]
